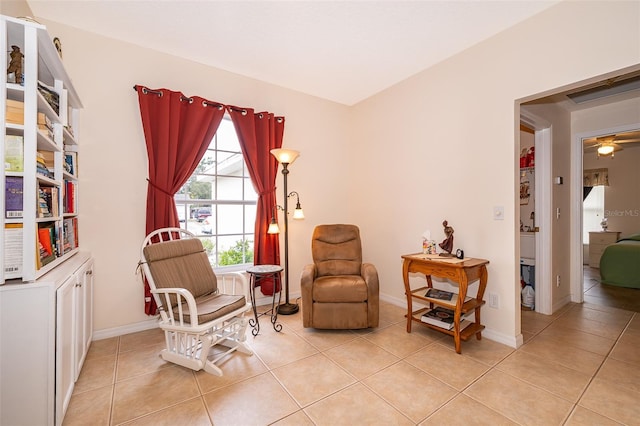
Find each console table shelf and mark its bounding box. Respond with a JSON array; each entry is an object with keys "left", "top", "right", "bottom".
[{"left": 401, "top": 254, "right": 489, "bottom": 353}]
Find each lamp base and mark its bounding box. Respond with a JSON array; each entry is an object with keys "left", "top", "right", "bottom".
[{"left": 277, "top": 302, "right": 299, "bottom": 315}]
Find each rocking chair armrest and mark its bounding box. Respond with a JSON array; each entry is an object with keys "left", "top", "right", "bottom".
[
  {"left": 151, "top": 287, "right": 199, "bottom": 324},
  {"left": 215, "top": 271, "right": 250, "bottom": 298}
]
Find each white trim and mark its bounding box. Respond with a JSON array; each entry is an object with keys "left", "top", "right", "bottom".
[
  {"left": 535, "top": 127, "right": 553, "bottom": 315},
  {"left": 520, "top": 111, "right": 553, "bottom": 315},
  {"left": 571, "top": 122, "right": 640, "bottom": 302},
  {"left": 93, "top": 318, "right": 159, "bottom": 341}
]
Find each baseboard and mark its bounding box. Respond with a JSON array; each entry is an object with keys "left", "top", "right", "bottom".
[
  {"left": 93, "top": 318, "right": 159, "bottom": 341},
  {"left": 553, "top": 294, "right": 572, "bottom": 313}
]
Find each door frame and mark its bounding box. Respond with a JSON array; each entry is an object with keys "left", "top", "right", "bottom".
[
  {"left": 520, "top": 111, "right": 553, "bottom": 314},
  {"left": 571, "top": 122, "right": 640, "bottom": 302}
]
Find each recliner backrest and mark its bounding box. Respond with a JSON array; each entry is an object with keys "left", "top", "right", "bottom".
[
  {"left": 312, "top": 224, "right": 362, "bottom": 277},
  {"left": 143, "top": 238, "right": 218, "bottom": 306}
]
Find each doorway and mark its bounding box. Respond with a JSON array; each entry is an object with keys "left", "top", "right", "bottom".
[
  {"left": 519, "top": 113, "right": 552, "bottom": 315},
  {"left": 571, "top": 124, "right": 640, "bottom": 307}
]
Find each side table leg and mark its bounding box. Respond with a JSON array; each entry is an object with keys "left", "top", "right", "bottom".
[
  {"left": 248, "top": 275, "right": 260, "bottom": 336},
  {"left": 271, "top": 273, "right": 283, "bottom": 332}
]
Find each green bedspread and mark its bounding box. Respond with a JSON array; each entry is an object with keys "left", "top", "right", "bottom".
[{"left": 599, "top": 233, "right": 640, "bottom": 289}]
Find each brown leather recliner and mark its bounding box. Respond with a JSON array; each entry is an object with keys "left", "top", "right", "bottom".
[{"left": 301, "top": 224, "right": 379, "bottom": 329}]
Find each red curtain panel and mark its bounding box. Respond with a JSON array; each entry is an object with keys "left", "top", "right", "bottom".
[
  {"left": 136, "top": 85, "right": 225, "bottom": 314},
  {"left": 228, "top": 107, "right": 284, "bottom": 295}
]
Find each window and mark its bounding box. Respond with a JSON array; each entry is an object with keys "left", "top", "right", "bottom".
[
  {"left": 583, "top": 185, "right": 605, "bottom": 244},
  {"left": 175, "top": 117, "right": 257, "bottom": 268}
]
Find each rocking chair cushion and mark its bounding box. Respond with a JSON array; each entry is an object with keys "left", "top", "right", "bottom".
[
  {"left": 176, "top": 292, "right": 247, "bottom": 324},
  {"left": 143, "top": 238, "right": 218, "bottom": 301}
]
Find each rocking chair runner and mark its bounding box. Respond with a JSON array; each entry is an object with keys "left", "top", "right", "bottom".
[{"left": 139, "top": 228, "right": 253, "bottom": 376}]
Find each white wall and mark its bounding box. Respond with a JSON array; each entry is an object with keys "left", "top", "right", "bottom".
[
  {"left": 350, "top": 0, "right": 639, "bottom": 344},
  {"left": 11, "top": 1, "right": 640, "bottom": 344}
]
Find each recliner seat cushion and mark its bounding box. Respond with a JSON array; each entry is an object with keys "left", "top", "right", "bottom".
[{"left": 312, "top": 275, "right": 368, "bottom": 303}]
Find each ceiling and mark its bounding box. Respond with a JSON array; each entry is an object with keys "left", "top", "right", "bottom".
[{"left": 26, "top": 0, "right": 560, "bottom": 106}]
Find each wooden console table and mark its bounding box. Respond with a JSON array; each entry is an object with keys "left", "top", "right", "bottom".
[{"left": 401, "top": 254, "right": 489, "bottom": 354}]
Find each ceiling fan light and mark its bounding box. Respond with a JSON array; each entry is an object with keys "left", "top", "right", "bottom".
[{"left": 598, "top": 144, "right": 615, "bottom": 155}]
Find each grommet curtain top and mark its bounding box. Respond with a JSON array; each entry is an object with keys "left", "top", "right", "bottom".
[{"left": 133, "top": 85, "right": 283, "bottom": 121}]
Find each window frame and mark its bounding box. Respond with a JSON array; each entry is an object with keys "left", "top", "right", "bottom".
[{"left": 174, "top": 116, "right": 256, "bottom": 271}]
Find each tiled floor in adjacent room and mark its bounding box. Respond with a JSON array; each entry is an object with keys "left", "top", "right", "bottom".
[{"left": 64, "top": 271, "right": 640, "bottom": 425}]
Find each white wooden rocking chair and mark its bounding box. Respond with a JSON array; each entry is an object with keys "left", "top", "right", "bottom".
[{"left": 139, "top": 227, "right": 253, "bottom": 376}]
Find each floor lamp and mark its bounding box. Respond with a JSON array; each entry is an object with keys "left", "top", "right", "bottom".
[{"left": 268, "top": 149, "right": 304, "bottom": 315}]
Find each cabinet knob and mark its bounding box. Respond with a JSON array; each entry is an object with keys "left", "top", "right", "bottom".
[{"left": 86, "top": 270, "right": 93, "bottom": 276}]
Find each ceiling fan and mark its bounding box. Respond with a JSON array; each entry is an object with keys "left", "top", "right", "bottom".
[{"left": 583, "top": 131, "right": 640, "bottom": 157}]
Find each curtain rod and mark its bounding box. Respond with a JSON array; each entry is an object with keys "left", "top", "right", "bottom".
[{"left": 132, "top": 85, "right": 282, "bottom": 119}]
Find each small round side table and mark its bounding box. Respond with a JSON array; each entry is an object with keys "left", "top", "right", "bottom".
[{"left": 246, "top": 265, "right": 283, "bottom": 336}]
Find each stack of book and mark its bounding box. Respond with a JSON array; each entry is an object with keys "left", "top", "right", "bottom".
[
  {"left": 37, "top": 112, "right": 54, "bottom": 140},
  {"left": 421, "top": 307, "right": 473, "bottom": 331},
  {"left": 37, "top": 187, "right": 53, "bottom": 218},
  {"left": 36, "top": 151, "right": 53, "bottom": 179},
  {"left": 5, "top": 99, "right": 24, "bottom": 125}
]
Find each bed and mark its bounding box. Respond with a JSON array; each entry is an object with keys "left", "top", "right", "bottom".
[{"left": 599, "top": 233, "right": 640, "bottom": 289}]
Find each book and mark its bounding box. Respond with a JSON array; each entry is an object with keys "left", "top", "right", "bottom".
[
  {"left": 4, "top": 135, "right": 24, "bottom": 172},
  {"left": 424, "top": 288, "right": 454, "bottom": 301},
  {"left": 4, "top": 224, "right": 23, "bottom": 278},
  {"left": 64, "top": 152, "right": 77, "bottom": 176},
  {"left": 63, "top": 180, "right": 76, "bottom": 213},
  {"left": 423, "top": 288, "right": 472, "bottom": 306},
  {"left": 421, "top": 307, "right": 473, "bottom": 330},
  {"left": 37, "top": 226, "right": 56, "bottom": 268},
  {"left": 5, "top": 176, "right": 23, "bottom": 218}
]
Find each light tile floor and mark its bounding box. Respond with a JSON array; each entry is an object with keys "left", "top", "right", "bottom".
[{"left": 64, "top": 278, "right": 640, "bottom": 425}]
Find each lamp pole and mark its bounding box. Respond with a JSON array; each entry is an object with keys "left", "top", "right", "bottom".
[{"left": 278, "top": 161, "right": 299, "bottom": 315}]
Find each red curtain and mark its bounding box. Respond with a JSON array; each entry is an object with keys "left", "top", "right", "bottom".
[
  {"left": 136, "top": 85, "right": 226, "bottom": 314},
  {"left": 228, "top": 107, "right": 284, "bottom": 295}
]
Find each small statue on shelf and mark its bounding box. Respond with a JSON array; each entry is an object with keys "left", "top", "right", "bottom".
[
  {"left": 7, "top": 45, "right": 24, "bottom": 84},
  {"left": 439, "top": 220, "right": 454, "bottom": 255}
]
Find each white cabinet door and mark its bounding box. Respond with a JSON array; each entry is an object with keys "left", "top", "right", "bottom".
[
  {"left": 56, "top": 275, "right": 76, "bottom": 426},
  {"left": 74, "top": 259, "right": 94, "bottom": 379}
]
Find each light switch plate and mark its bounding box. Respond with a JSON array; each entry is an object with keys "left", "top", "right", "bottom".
[{"left": 493, "top": 206, "right": 504, "bottom": 220}]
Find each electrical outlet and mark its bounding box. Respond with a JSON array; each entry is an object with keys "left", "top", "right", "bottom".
[
  {"left": 489, "top": 292, "right": 499, "bottom": 308},
  {"left": 556, "top": 275, "right": 561, "bottom": 287}
]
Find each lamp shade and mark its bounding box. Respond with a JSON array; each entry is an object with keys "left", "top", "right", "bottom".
[
  {"left": 293, "top": 205, "right": 305, "bottom": 220},
  {"left": 267, "top": 219, "right": 280, "bottom": 234},
  {"left": 271, "top": 149, "right": 300, "bottom": 165},
  {"left": 597, "top": 144, "right": 615, "bottom": 156}
]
